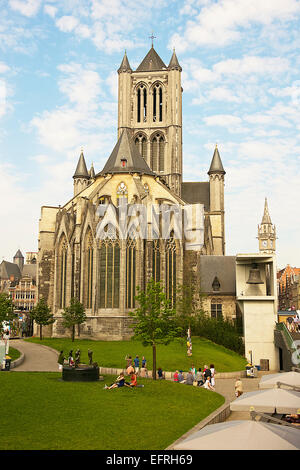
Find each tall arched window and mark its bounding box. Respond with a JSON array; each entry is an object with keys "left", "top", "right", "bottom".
[
  {"left": 85, "top": 231, "right": 93, "bottom": 309},
  {"left": 59, "top": 237, "right": 68, "bottom": 309},
  {"left": 165, "top": 234, "right": 176, "bottom": 306},
  {"left": 151, "top": 133, "right": 165, "bottom": 172},
  {"left": 126, "top": 237, "right": 136, "bottom": 308},
  {"left": 153, "top": 83, "right": 163, "bottom": 122},
  {"left": 152, "top": 239, "right": 160, "bottom": 283},
  {"left": 71, "top": 241, "right": 75, "bottom": 299},
  {"left": 137, "top": 84, "right": 147, "bottom": 123},
  {"left": 134, "top": 133, "right": 147, "bottom": 160},
  {"left": 99, "top": 237, "right": 120, "bottom": 309}
]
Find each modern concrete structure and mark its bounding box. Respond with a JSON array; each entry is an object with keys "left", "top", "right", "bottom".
[{"left": 236, "top": 253, "right": 278, "bottom": 370}]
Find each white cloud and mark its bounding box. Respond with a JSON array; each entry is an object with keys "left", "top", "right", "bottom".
[
  {"left": 213, "top": 56, "right": 290, "bottom": 77},
  {"left": 44, "top": 4, "right": 57, "bottom": 18},
  {"left": 170, "top": 0, "right": 300, "bottom": 51},
  {"left": 9, "top": 0, "right": 41, "bottom": 17},
  {"left": 30, "top": 63, "right": 116, "bottom": 160},
  {"left": 55, "top": 16, "right": 79, "bottom": 33}
]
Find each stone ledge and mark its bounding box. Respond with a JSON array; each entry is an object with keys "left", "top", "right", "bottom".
[{"left": 11, "top": 351, "right": 25, "bottom": 369}]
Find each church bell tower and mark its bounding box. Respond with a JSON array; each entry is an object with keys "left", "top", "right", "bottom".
[
  {"left": 117, "top": 45, "right": 183, "bottom": 196},
  {"left": 257, "top": 198, "right": 276, "bottom": 253}
]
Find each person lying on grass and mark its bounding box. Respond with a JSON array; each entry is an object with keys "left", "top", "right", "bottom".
[{"left": 104, "top": 373, "right": 131, "bottom": 390}]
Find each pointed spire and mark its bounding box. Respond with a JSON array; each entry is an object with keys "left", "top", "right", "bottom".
[
  {"left": 262, "top": 198, "right": 272, "bottom": 224},
  {"left": 118, "top": 51, "right": 132, "bottom": 74},
  {"left": 136, "top": 47, "right": 167, "bottom": 72},
  {"left": 73, "top": 148, "right": 89, "bottom": 179},
  {"left": 168, "top": 48, "right": 182, "bottom": 71},
  {"left": 89, "top": 162, "right": 95, "bottom": 179},
  {"left": 13, "top": 249, "right": 24, "bottom": 259},
  {"left": 208, "top": 144, "right": 225, "bottom": 175},
  {"left": 99, "top": 129, "right": 155, "bottom": 176}
]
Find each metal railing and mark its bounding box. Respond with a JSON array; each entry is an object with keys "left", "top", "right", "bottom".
[{"left": 276, "top": 322, "right": 296, "bottom": 351}]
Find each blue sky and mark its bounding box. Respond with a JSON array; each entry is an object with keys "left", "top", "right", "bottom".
[{"left": 0, "top": 0, "right": 300, "bottom": 269}]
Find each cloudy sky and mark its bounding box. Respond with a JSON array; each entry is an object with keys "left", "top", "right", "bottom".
[{"left": 0, "top": 0, "right": 299, "bottom": 269}]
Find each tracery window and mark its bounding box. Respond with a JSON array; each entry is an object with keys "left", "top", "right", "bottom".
[
  {"left": 134, "top": 133, "right": 147, "bottom": 160},
  {"left": 137, "top": 84, "right": 147, "bottom": 123},
  {"left": 99, "top": 235, "right": 120, "bottom": 309},
  {"left": 153, "top": 83, "right": 163, "bottom": 122},
  {"left": 126, "top": 236, "right": 136, "bottom": 309},
  {"left": 165, "top": 234, "right": 176, "bottom": 306},
  {"left": 152, "top": 239, "right": 161, "bottom": 283},
  {"left": 59, "top": 237, "right": 68, "bottom": 309},
  {"left": 151, "top": 133, "right": 165, "bottom": 172},
  {"left": 85, "top": 231, "right": 94, "bottom": 309}
]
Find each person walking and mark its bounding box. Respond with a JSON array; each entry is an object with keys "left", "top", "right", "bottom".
[
  {"left": 142, "top": 356, "right": 146, "bottom": 368},
  {"left": 234, "top": 378, "right": 243, "bottom": 397},
  {"left": 3, "top": 329, "right": 10, "bottom": 355}
]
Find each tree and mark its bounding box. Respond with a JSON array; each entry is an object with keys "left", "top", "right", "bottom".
[
  {"left": 129, "top": 279, "right": 182, "bottom": 380},
  {"left": 62, "top": 298, "right": 86, "bottom": 342},
  {"left": 0, "top": 292, "right": 15, "bottom": 334},
  {"left": 31, "top": 298, "right": 55, "bottom": 340}
]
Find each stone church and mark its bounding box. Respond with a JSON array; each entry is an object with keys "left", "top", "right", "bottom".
[{"left": 37, "top": 46, "right": 228, "bottom": 340}]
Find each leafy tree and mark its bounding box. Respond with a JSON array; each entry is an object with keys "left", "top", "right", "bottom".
[
  {"left": 62, "top": 298, "right": 86, "bottom": 342},
  {"left": 0, "top": 292, "right": 15, "bottom": 334},
  {"left": 129, "top": 279, "right": 182, "bottom": 380},
  {"left": 31, "top": 298, "right": 55, "bottom": 340}
]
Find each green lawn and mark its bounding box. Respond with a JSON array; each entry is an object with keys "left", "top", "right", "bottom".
[
  {"left": 0, "top": 372, "right": 224, "bottom": 450},
  {"left": 26, "top": 336, "right": 247, "bottom": 373},
  {"left": 8, "top": 347, "right": 21, "bottom": 361}
]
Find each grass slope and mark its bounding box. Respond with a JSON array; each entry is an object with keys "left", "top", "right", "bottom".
[
  {"left": 27, "top": 336, "right": 246, "bottom": 373},
  {"left": 0, "top": 372, "right": 224, "bottom": 450}
]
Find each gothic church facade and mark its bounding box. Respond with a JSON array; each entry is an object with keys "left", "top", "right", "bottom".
[{"left": 37, "top": 46, "right": 226, "bottom": 339}]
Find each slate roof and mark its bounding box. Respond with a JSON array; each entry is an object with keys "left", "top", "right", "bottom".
[
  {"left": 73, "top": 150, "right": 89, "bottom": 179},
  {"left": 13, "top": 249, "right": 24, "bottom": 259},
  {"left": 208, "top": 146, "right": 225, "bottom": 175},
  {"left": 168, "top": 49, "right": 182, "bottom": 71},
  {"left": 22, "top": 264, "right": 37, "bottom": 280},
  {"left": 181, "top": 182, "right": 210, "bottom": 212},
  {"left": 136, "top": 46, "right": 167, "bottom": 72},
  {"left": 98, "top": 129, "right": 155, "bottom": 176},
  {"left": 118, "top": 51, "right": 132, "bottom": 73},
  {"left": 199, "top": 256, "right": 236, "bottom": 294},
  {"left": 0, "top": 261, "right": 21, "bottom": 281}
]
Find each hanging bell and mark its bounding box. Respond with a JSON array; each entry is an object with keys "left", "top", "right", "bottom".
[{"left": 246, "top": 264, "right": 264, "bottom": 284}]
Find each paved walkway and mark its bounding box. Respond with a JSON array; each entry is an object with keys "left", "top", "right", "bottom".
[
  {"left": 215, "top": 371, "right": 276, "bottom": 422},
  {"left": 11, "top": 339, "right": 59, "bottom": 372}
]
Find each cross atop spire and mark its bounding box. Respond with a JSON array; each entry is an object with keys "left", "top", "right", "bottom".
[{"left": 149, "top": 32, "right": 156, "bottom": 47}]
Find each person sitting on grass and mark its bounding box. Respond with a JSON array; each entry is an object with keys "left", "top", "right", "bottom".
[
  {"left": 129, "top": 370, "right": 138, "bottom": 387},
  {"left": 203, "top": 376, "right": 215, "bottom": 391},
  {"left": 157, "top": 368, "right": 165, "bottom": 379},
  {"left": 104, "top": 373, "right": 131, "bottom": 390},
  {"left": 178, "top": 370, "right": 185, "bottom": 383}
]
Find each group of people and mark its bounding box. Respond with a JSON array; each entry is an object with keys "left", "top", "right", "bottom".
[
  {"left": 104, "top": 371, "right": 140, "bottom": 390},
  {"left": 125, "top": 354, "right": 148, "bottom": 377},
  {"left": 173, "top": 364, "right": 216, "bottom": 391}
]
